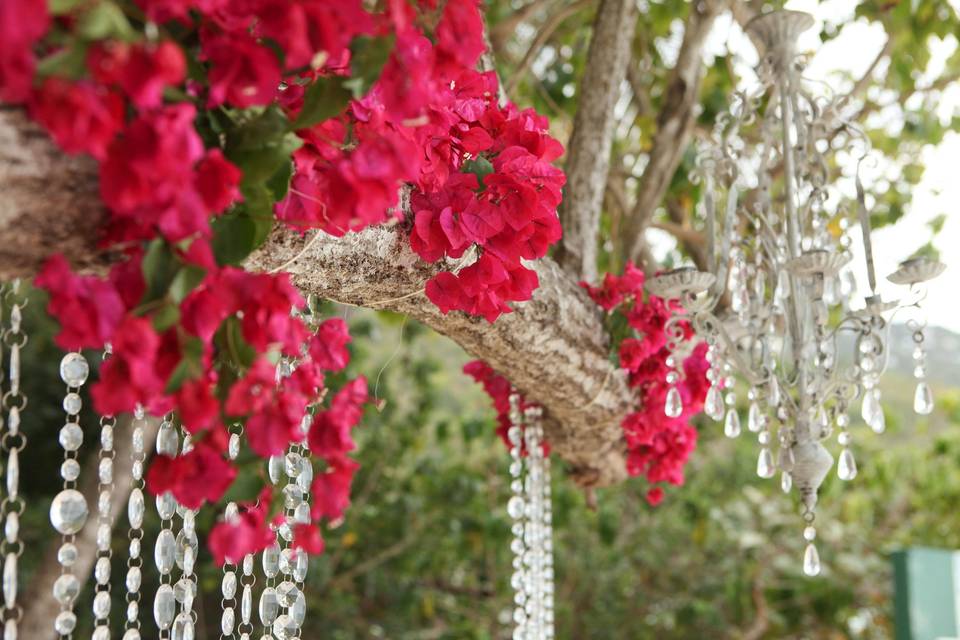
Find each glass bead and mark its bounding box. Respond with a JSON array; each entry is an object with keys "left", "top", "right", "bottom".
[
  {"left": 132, "top": 460, "right": 143, "bottom": 480},
  {"left": 838, "top": 431, "right": 851, "bottom": 446},
  {"left": 222, "top": 571, "right": 237, "bottom": 599},
  {"left": 156, "top": 421, "right": 179, "bottom": 457},
  {"left": 174, "top": 577, "right": 196, "bottom": 607},
  {"left": 4, "top": 620, "right": 14, "bottom": 640},
  {"left": 97, "top": 523, "right": 111, "bottom": 550},
  {"left": 4, "top": 512, "right": 16, "bottom": 544},
  {"left": 54, "top": 611, "right": 77, "bottom": 635},
  {"left": 272, "top": 614, "right": 298, "bottom": 640},
  {"left": 123, "top": 630, "right": 141, "bottom": 640},
  {"left": 914, "top": 382, "right": 934, "bottom": 415},
  {"left": 781, "top": 471, "right": 792, "bottom": 493},
  {"left": 126, "top": 566, "right": 141, "bottom": 593},
  {"left": 268, "top": 456, "right": 284, "bottom": 484},
  {"left": 276, "top": 580, "right": 299, "bottom": 607},
  {"left": 156, "top": 492, "right": 177, "bottom": 520},
  {"left": 63, "top": 392, "right": 82, "bottom": 415},
  {"left": 803, "top": 526, "right": 817, "bottom": 541},
  {"left": 836, "top": 413, "right": 850, "bottom": 428},
  {"left": 93, "top": 590, "right": 111, "bottom": 618},
  {"left": 128, "top": 488, "right": 145, "bottom": 528},
  {"left": 258, "top": 587, "right": 280, "bottom": 624},
  {"left": 297, "top": 463, "right": 313, "bottom": 493},
  {"left": 242, "top": 554, "right": 254, "bottom": 575},
  {"left": 129, "top": 537, "right": 141, "bottom": 559},
  {"left": 6, "top": 407, "right": 18, "bottom": 435},
  {"left": 241, "top": 585, "right": 253, "bottom": 623},
  {"left": 704, "top": 386, "right": 725, "bottom": 421},
  {"left": 507, "top": 497, "right": 525, "bottom": 519},
  {"left": 723, "top": 407, "right": 740, "bottom": 438},
  {"left": 262, "top": 543, "right": 280, "bottom": 578},
  {"left": 665, "top": 371, "right": 678, "bottom": 384},
  {"left": 290, "top": 590, "right": 306, "bottom": 626},
  {"left": 861, "top": 389, "right": 885, "bottom": 434},
  {"left": 153, "top": 584, "right": 176, "bottom": 630},
  {"left": 50, "top": 489, "right": 88, "bottom": 535},
  {"left": 60, "top": 459, "right": 80, "bottom": 482},
  {"left": 664, "top": 386, "right": 683, "bottom": 418},
  {"left": 283, "top": 484, "right": 303, "bottom": 510},
  {"left": 756, "top": 448, "right": 775, "bottom": 479},
  {"left": 838, "top": 448, "right": 857, "bottom": 481},
  {"left": 95, "top": 556, "right": 111, "bottom": 584},
  {"left": 293, "top": 551, "right": 308, "bottom": 583},
  {"left": 228, "top": 433, "right": 241, "bottom": 460},
  {"left": 803, "top": 543, "right": 821, "bottom": 577},
  {"left": 294, "top": 503, "right": 310, "bottom": 525},
  {"left": 127, "top": 600, "right": 138, "bottom": 623},
  {"left": 58, "top": 542, "right": 78, "bottom": 567},
  {"left": 284, "top": 452, "right": 302, "bottom": 477},
  {"left": 155, "top": 529, "right": 176, "bottom": 575},
  {"left": 2, "top": 554, "right": 14, "bottom": 608},
  {"left": 53, "top": 573, "right": 80, "bottom": 605},
  {"left": 222, "top": 606, "right": 236, "bottom": 636},
  {"left": 175, "top": 529, "right": 198, "bottom": 571},
  {"left": 59, "top": 423, "right": 83, "bottom": 452},
  {"left": 5, "top": 450, "right": 17, "bottom": 499},
  {"left": 133, "top": 426, "right": 144, "bottom": 453},
  {"left": 171, "top": 612, "right": 194, "bottom": 640},
  {"left": 758, "top": 431, "right": 771, "bottom": 445},
  {"left": 747, "top": 402, "right": 762, "bottom": 433},
  {"left": 98, "top": 457, "right": 113, "bottom": 484},
  {"left": 59, "top": 353, "right": 89, "bottom": 387}
]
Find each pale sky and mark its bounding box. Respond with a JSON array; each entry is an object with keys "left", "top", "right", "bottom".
[{"left": 652, "top": 0, "right": 960, "bottom": 331}]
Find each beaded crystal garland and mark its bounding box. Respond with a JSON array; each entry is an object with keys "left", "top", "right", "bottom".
[
  {"left": 2, "top": 282, "right": 27, "bottom": 639},
  {"left": 647, "top": 9, "right": 946, "bottom": 576},
  {"left": 506, "top": 394, "right": 555, "bottom": 640}
]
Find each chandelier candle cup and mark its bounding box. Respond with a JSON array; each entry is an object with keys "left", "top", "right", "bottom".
[{"left": 664, "top": 9, "right": 946, "bottom": 574}]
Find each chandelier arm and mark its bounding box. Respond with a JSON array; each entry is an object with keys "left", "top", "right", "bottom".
[
  {"left": 692, "top": 312, "right": 769, "bottom": 388},
  {"left": 855, "top": 170, "right": 879, "bottom": 295}
]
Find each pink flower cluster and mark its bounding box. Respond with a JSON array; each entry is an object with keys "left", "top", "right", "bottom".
[
  {"left": 463, "top": 360, "right": 549, "bottom": 457},
  {"left": 582, "top": 264, "right": 709, "bottom": 506}
]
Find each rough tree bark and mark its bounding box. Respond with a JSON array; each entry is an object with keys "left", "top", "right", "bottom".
[
  {"left": 621, "top": 1, "right": 723, "bottom": 264},
  {"left": 553, "top": 0, "right": 637, "bottom": 282},
  {"left": 0, "top": 107, "right": 634, "bottom": 488}
]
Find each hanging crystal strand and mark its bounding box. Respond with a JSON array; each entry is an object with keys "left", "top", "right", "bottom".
[
  {"left": 722, "top": 363, "right": 740, "bottom": 438},
  {"left": 239, "top": 552, "right": 256, "bottom": 640},
  {"left": 1, "top": 283, "right": 28, "bottom": 640},
  {"left": 536, "top": 411, "right": 555, "bottom": 640},
  {"left": 836, "top": 410, "right": 857, "bottom": 481},
  {"left": 755, "top": 411, "right": 775, "bottom": 479},
  {"left": 703, "top": 340, "right": 725, "bottom": 422},
  {"left": 92, "top": 346, "right": 117, "bottom": 639},
  {"left": 910, "top": 324, "right": 934, "bottom": 415},
  {"left": 522, "top": 407, "right": 543, "bottom": 639},
  {"left": 801, "top": 511, "right": 821, "bottom": 577},
  {"left": 663, "top": 352, "right": 683, "bottom": 419},
  {"left": 506, "top": 393, "right": 528, "bottom": 640},
  {"left": 51, "top": 346, "right": 91, "bottom": 639},
  {"left": 220, "top": 502, "right": 239, "bottom": 640},
  {"left": 153, "top": 414, "right": 179, "bottom": 638},
  {"left": 259, "top": 453, "right": 282, "bottom": 638},
  {"left": 123, "top": 405, "right": 147, "bottom": 640},
  {"left": 289, "top": 415, "right": 312, "bottom": 638},
  {"left": 173, "top": 429, "right": 198, "bottom": 640},
  {"left": 272, "top": 441, "right": 303, "bottom": 640},
  {"left": 858, "top": 329, "right": 885, "bottom": 433}
]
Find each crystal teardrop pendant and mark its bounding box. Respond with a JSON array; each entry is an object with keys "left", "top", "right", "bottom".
[
  {"left": 704, "top": 385, "right": 725, "bottom": 420},
  {"left": 664, "top": 386, "right": 683, "bottom": 418},
  {"left": 837, "top": 448, "right": 857, "bottom": 481},
  {"left": 756, "top": 448, "right": 775, "bottom": 479},
  {"left": 747, "top": 402, "right": 762, "bottom": 433},
  {"left": 781, "top": 471, "right": 792, "bottom": 493},
  {"left": 803, "top": 543, "right": 821, "bottom": 577},
  {"left": 861, "top": 389, "right": 885, "bottom": 433},
  {"left": 914, "top": 382, "right": 934, "bottom": 415},
  {"left": 723, "top": 410, "right": 741, "bottom": 438}
]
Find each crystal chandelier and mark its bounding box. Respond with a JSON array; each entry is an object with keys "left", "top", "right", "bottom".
[{"left": 646, "top": 10, "right": 945, "bottom": 575}]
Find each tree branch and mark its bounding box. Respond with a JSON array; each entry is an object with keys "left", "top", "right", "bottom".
[
  {"left": 620, "top": 1, "right": 723, "bottom": 265},
  {"left": 489, "top": 0, "right": 559, "bottom": 55},
  {"left": 553, "top": 0, "right": 638, "bottom": 282},
  {"left": 0, "top": 107, "right": 634, "bottom": 489}
]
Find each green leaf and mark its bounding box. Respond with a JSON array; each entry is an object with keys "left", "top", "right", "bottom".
[
  {"left": 224, "top": 317, "right": 257, "bottom": 369},
  {"left": 76, "top": 1, "right": 135, "bottom": 41},
  {"left": 140, "top": 239, "right": 179, "bottom": 307},
  {"left": 292, "top": 77, "right": 352, "bottom": 130},
  {"left": 266, "top": 159, "right": 294, "bottom": 201},
  {"left": 36, "top": 45, "right": 89, "bottom": 80},
  {"left": 211, "top": 212, "right": 258, "bottom": 266},
  {"left": 169, "top": 265, "right": 207, "bottom": 303},
  {"left": 226, "top": 106, "right": 303, "bottom": 185},
  {"left": 49, "top": 0, "right": 86, "bottom": 15},
  {"left": 344, "top": 35, "right": 395, "bottom": 99},
  {"left": 164, "top": 337, "right": 205, "bottom": 394},
  {"left": 152, "top": 303, "right": 181, "bottom": 333},
  {"left": 462, "top": 157, "right": 494, "bottom": 189}
]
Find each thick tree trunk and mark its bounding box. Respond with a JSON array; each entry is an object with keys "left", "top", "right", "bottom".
[
  {"left": 0, "top": 108, "right": 635, "bottom": 488},
  {"left": 554, "top": 0, "right": 637, "bottom": 282}
]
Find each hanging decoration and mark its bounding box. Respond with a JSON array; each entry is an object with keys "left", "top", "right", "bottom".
[
  {"left": 1, "top": 282, "right": 27, "bottom": 640},
  {"left": 645, "top": 9, "right": 946, "bottom": 575},
  {"left": 506, "top": 394, "right": 555, "bottom": 640}
]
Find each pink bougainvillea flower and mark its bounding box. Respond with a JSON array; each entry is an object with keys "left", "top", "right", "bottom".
[
  {"left": 309, "top": 318, "right": 352, "bottom": 372},
  {"left": 311, "top": 455, "right": 360, "bottom": 522},
  {"left": 146, "top": 439, "right": 237, "bottom": 510},
  {"left": 203, "top": 32, "right": 282, "bottom": 108},
  {"left": 208, "top": 488, "right": 276, "bottom": 565},
  {"left": 35, "top": 255, "right": 126, "bottom": 351},
  {"left": 28, "top": 79, "right": 125, "bottom": 160},
  {"left": 87, "top": 40, "right": 186, "bottom": 109},
  {"left": 0, "top": 0, "right": 49, "bottom": 102}
]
